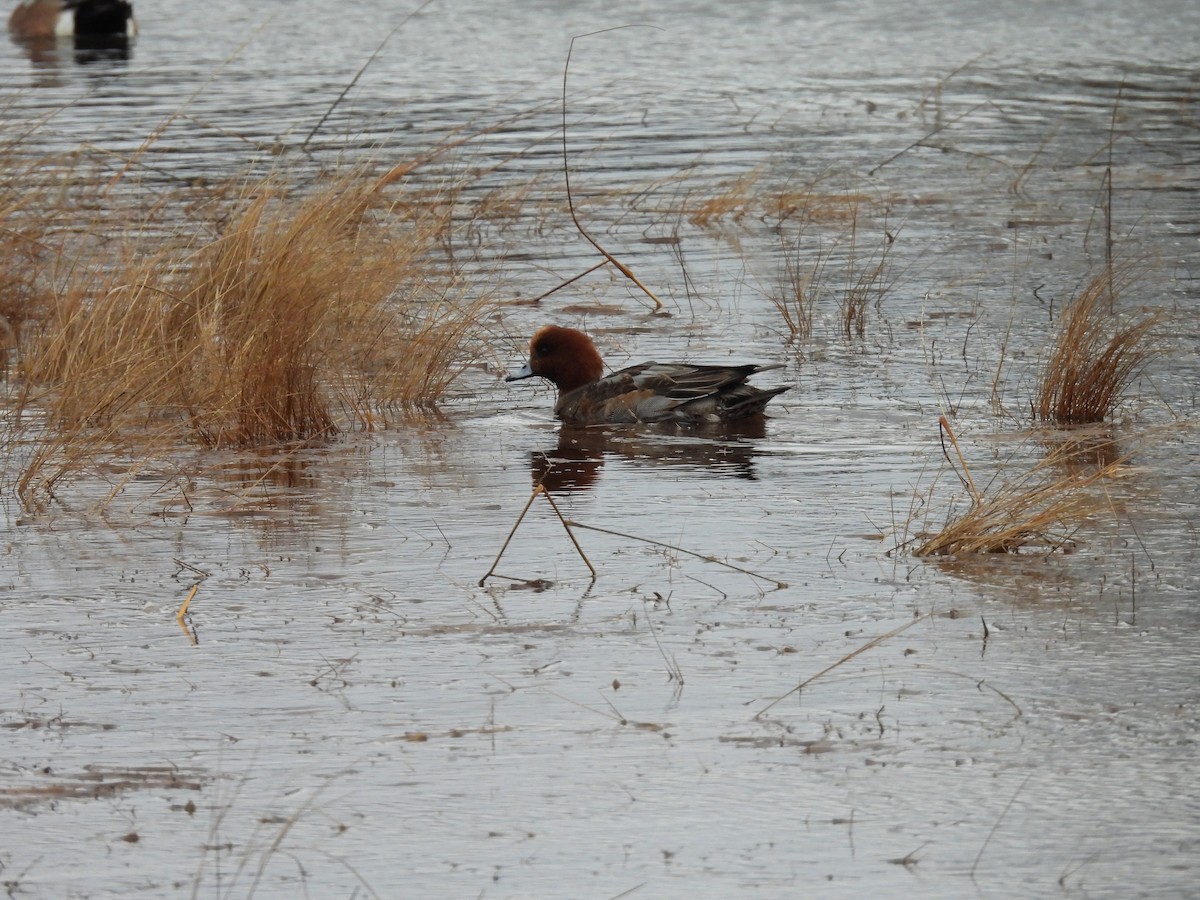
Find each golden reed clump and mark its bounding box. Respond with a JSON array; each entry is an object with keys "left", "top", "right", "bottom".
[
  {"left": 9, "top": 167, "right": 492, "bottom": 509},
  {"left": 1036, "top": 268, "right": 1161, "bottom": 425}
]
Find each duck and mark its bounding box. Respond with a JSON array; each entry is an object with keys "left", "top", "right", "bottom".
[
  {"left": 506, "top": 325, "right": 791, "bottom": 425},
  {"left": 7, "top": 0, "right": 137, "bottom": 39}
]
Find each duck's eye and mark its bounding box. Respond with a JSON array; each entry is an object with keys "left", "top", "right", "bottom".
[{"left": 535, "top": 342, "right": 552, "bottom": 357}]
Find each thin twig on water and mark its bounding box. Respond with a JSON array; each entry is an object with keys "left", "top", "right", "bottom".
[
  {"left": 971, "top": 773, "right": 1034, "bottom": 880},
  {"left": 565, "top": 520, "right": 788, "bottom": 589},
  {"left": 301, "top": 0, "right": 441, "bottom": 150},
  {"left": 938, "top": 415, "right": 980, "bottom": 503},
  {"left": 754, "top": 614, "right": 931, "bottom": 719},
  {"left": 562, "top": 26, "right": 666, "bottom": 311},
  {"left": 479, "top": 484, "right": 596, "bottom": 586},
  {"left": 176, "top": 583, "right": 201, "bottom": 645}
]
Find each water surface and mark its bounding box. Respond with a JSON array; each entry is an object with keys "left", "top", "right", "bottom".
[{"left": 2, "top": 0, "right": 1198, "bottom": 897}]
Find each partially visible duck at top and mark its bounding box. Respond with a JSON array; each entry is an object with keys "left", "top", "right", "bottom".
[
  {"left": 506, "top": 325, "right": 791, "bottom": 426},
  {"left": 8, "top": 0, "right": 137, "bottom": 39}
]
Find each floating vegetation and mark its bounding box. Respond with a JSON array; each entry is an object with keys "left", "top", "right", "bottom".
[{"left": 913, "top": 417, "right": 1129, "bottom": 556}]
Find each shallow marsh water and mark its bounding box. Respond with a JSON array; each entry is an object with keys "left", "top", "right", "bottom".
[{"left": 2, "top": 0, "right": 1199, "bottom": 897}]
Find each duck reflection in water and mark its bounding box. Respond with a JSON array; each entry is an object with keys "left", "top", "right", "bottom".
[{"left": 530, "top": 419, "right": 774, "bottom": 493}]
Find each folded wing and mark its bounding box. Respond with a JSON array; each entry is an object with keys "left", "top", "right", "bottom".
[{"left": 557, "top": 362, "right": 790, "bottom": 424}]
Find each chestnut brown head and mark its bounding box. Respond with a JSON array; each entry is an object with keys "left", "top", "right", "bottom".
[{"left": 506, "top": 326, "right": 604, "bottom": 393}]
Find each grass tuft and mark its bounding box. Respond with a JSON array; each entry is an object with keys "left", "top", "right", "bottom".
[
  {"left": 913, "top": 418, "right": 1129, "bottom": 556},
  {"left": 1035, "top": 268, "right": 1161, "bottom": 425},
  {"left": 10, "top": 166, "right": 492, "bottom": 510}
]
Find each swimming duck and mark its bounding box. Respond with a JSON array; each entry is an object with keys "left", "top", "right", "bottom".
[
  {"left": 506, "top": 325, "right": 791, "bottom": 425},
  {"left": 8, "top": 0, "right": 137, "bottom": 38}
]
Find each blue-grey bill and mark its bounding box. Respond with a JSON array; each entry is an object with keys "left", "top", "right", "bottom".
[{"left": 505, "top": 361, "right": 535, "bottom": 382}]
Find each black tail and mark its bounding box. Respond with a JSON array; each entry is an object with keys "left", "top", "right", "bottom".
[
  {"left": 720, "top": 384, "right": 792, "bottom": 418},
  {"left": 70, "top": 0, "right": 134, "bottom": 35}
]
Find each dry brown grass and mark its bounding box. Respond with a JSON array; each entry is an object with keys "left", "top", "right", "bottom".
[
  {"left": 687, "top": 172, "right": 899, "bottom": 342},
  {"left": 1035, "top": 268, "right": 1161, "bottom": 425},
  {"left": 9, "top": 167, "right": 493, "bottom": 510},
  {"left": 781, "top": 190, "right": 879, "bottom": 221},
  {"left": 686, "top": 170, "right": 763, "bottom": 229},
  {"left": 915, "top": 456, "right": 1118, "bottom": 556},
  {"left": 837, "top": 210, "right": 897, "bottom": 339},
  {"left": 0, "top": 134, "right": 74, "bottom": 365},
  {"left": 686, "top": 168, "right": 880, "bottom": 232},
  {"left": 769, "top": 234, "right": 822, "bottom": 341},
  {"left": 913, "top": 417, "right": 1129, "bottom": 556},
  {"left": 766, "top": 209, "right": 897, "bottom": 342}
]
